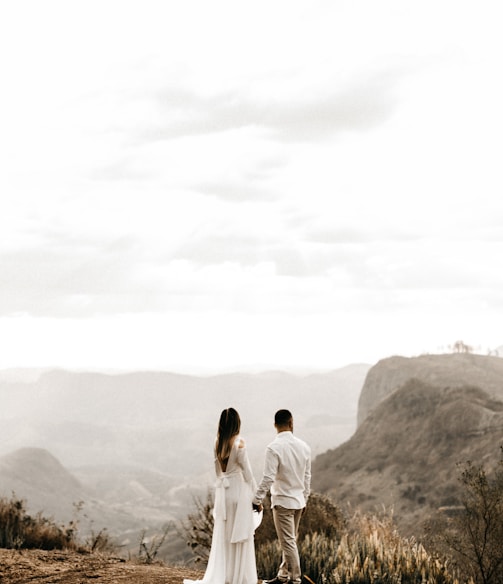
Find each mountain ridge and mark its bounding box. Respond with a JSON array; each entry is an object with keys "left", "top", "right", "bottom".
[
  {"left": 357, "top": 352, "right": 503, "bottom": 425},
  {"left": 0, "top": 364, "right": 371, "bottom": 468}
]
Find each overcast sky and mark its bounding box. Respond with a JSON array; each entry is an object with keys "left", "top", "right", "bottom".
[{"left": 1, "top": 1, "right": 502, "bottom": 373}]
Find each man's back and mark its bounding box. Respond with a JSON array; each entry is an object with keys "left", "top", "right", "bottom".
[
  {"left": 265, "top": 430, "right": 311, "bottom": 509},
  {"left": 253, "top": 410, "right": 312, "bottom": 584}
]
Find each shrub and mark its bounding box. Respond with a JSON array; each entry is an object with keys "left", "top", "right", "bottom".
[
  {"left": 255, "top": 492, "right": 345, "bottom": 548},
  {"left": 137, "top": 525, "right": 171, "bottom": 564},
  {"left": 428, "top": 449, "right": 503, "bottom": 584},
  {"left": 0, "top": 495, "right": 77, "bottom": 550},
  {"left": 179, "top": 492, "right": 214, "bottom": 563},
  {"left": 85, "top": 528, "right": 115, "bottom": 554}
]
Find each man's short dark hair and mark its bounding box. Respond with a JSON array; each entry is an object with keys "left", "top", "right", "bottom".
[{"left": 275, "top": 409, "right": 293, "bottom": 427}]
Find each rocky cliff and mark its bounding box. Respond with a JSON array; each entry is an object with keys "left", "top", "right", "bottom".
[{"left": 357, "top": 353, "right": 503, "bottom": 425}]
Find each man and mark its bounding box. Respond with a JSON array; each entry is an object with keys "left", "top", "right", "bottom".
[{"left": 253, "top": 409, "right": 311, "bottom": 584}]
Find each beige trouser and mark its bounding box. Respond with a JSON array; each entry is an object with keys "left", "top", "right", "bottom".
[{"left": 272, "top": 506, "right": 303, "bottom": 584}]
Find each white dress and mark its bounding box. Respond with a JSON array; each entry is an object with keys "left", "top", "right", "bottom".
[{"left": 184, "top": 436, "right": 260, "bottom": 584}]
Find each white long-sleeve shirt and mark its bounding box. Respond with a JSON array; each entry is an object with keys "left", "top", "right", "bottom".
[{"left": 253, "top": 431, "right": 311, "bottom": 509}]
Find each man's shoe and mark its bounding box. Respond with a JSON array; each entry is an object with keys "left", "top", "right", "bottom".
[{"left": 264, "top": 578, "right": 287, "bottom": 584}]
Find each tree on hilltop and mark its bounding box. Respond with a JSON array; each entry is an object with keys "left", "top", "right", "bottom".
[{"left": 450, "top": 340, "right": 473, "bottom": 353}]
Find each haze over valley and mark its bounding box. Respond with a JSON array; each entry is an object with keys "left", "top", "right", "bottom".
[{"left": 0, "top": 364, "right": 369, "bottom": 557}]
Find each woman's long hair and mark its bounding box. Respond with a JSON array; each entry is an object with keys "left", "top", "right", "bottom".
[{"left": 216, "top": 407, "right": 241, "bottom": 469}]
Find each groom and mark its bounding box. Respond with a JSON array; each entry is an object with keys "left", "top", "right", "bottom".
[{"left": 253, "top": 409, "right": 311, "bottom": 584}]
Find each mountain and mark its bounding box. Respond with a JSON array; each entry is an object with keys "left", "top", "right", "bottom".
[
  {"left": 313, "top": 377, "right": 503, "bottom": 535},
  {"left": 0, "top": 447, "right": 83, "bottom": 520},
  {"left": 357, "top": 353, "right": 503, "bottom": 425}
]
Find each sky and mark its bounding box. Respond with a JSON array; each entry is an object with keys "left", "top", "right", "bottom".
[{"left": 1, "top": 1, "right": 503, "bottom": 373}]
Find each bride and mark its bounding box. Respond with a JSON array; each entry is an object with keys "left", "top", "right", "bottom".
[{"left": 184, "top": 407, "right": 261, "bottom": 584}]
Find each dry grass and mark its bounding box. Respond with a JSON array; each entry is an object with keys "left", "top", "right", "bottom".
[
  {"left": 325, "top": 512, "right": 466, "bottom": 583},
  {"left": 257, "top": 511, "right": 468, "bottom": 584}
]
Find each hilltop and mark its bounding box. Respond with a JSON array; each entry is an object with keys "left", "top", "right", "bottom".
[
  {"left": 357, "top": 352, "right": 503, "bottom": 424},
  {"left": 313, "top": 372, "right": 503, "bottom": 535}
]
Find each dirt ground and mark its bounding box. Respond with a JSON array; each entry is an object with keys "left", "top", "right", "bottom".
[{"left": 0, "top": 549, "right": 205, "bottom": 584}]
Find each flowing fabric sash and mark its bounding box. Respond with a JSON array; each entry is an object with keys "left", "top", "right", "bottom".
[
  {"left": 213, "top": 471, "right": 240, "bottom": 521},
  {"left": 213, "top": 471, "right": 257, "bottom": 543},
  {"left": 213, "top": 476, "right": 229, "bottom": 520}
]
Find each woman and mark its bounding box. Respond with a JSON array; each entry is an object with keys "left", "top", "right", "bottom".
[{"left": 184, "top": 407, "right": 260, "bottom": 584}]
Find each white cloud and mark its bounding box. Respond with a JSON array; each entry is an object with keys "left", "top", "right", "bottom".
[{"left": 1, "top": 1, "right": 503, "bottom": 369}]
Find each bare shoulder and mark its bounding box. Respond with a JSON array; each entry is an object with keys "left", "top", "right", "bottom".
[{"left": 238, "top": 437, "right": 246, "bottom": 448}]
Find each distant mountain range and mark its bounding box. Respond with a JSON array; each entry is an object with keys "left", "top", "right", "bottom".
[
  {"left": 313, "top": 353, "right": 503, "bottom": 536},
  {"left": 0, "top": 364, "right": 369, "bottom": 555}
]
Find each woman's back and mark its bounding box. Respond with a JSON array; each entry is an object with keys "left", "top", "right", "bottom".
[{"left": 184, "top": 410, "right": 257, "bottom": 584}]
